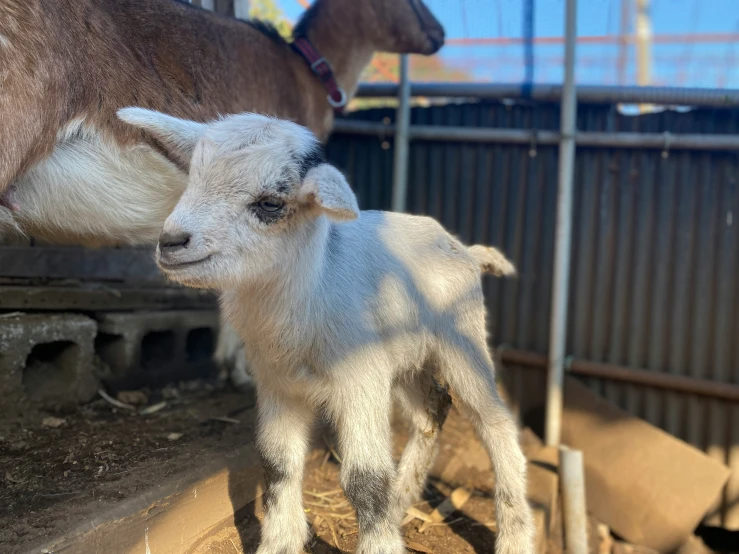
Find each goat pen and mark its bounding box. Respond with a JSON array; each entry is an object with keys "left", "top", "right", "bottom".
[{"left": 326, "top": 82, "right": 739, "bottom": 529}]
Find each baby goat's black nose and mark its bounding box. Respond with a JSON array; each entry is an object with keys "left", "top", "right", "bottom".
[{"left": 158, "top": 230, "right": 191, "bottom": 252}]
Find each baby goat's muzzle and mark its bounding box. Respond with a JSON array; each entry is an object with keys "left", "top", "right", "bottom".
[{"left": 156, "top": 224, "right": 210, "bottom": 271}]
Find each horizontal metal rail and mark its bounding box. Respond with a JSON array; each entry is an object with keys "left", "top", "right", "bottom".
[
  {"left": 355, "top": 82, "right": 739, "bottom": 107},
  {"left": 332, "top": 120, "right": 739, "bottom": 151},
  {"left": 498, "top": 347, "right": 739, "bottom": 403}
]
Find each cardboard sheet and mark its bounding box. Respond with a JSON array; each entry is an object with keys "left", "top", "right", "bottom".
[{"left": 561, "top": 377, "right": 730, "bottom": 552}]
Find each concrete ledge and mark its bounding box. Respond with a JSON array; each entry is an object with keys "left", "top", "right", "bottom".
[{"left": 33, "top": 445, "right": 264, "bottom": 554}]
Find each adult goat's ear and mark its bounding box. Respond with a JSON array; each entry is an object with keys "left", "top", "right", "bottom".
[
  {"left": 117, "top": 107, "right": 206, "bottom": 169},
  {"left": 299, "top": 164, "right": 359, "bottom": 222}
]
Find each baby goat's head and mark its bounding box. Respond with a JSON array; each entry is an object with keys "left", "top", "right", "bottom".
[{"left": 117, "top": 108, "right": 359, "bottom": 289}]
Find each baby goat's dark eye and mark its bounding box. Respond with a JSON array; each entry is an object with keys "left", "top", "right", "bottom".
[{"left": 257, "top": 198, "right": 284, "bottom": 212}]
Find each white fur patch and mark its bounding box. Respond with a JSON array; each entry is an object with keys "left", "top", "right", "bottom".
[
  {"left": 9, "top": 120, "right": 187, "bottom": 245},
  {"left": 0, "top": 33, "right": 10, "bottom": 48}
]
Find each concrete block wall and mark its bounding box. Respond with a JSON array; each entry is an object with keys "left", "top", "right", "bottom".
[
  {"left": 0, "top": 314, "right": 99, "bottom": 414},
  {"left": 0, "top": 309, "right": 220, "bottom": 412},
  {"left": 94, "top": 310, "right": 220, "bottom": 390}
]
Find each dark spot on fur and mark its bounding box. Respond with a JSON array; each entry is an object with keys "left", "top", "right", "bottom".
[
  {"left": 247, "top": 20, "right": 289, "bottom": 46},
  {"left": 430, "top": 381, "right": 452, "bottom": 429},
  {"left": 259, "top": 452, "right": 288, "bottom": 511},
  {"left": 297, "top": 145, "right": 325, "bottom": 179},
  {"left": 275, "top": 180, "right": 291, "bottom": 194},
  {"left": 343, "top": 468, "right": 391, "bottom": 531},
  {"left": 325, "top": 225, "right": 342, "bottom": 263}
]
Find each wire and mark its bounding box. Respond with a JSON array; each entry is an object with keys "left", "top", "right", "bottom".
[
  {"left": 494, "top": 0, "right": 504, "bottom": 37},
  {"left": 522, "top": 0, "right": 536, "bottom": 92},
  {"left": 679, "top": 0, "right": 702, "bottom": 85},
  {"left": 460, "top": 0, "right": 470, "bottom": 39}
]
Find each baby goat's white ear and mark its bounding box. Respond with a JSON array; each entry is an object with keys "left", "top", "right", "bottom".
[
  {"left": 299, "top": 164, "right": 359, "bottom": 222},
  {"left": 117, "top": 107, "right": 206, "bottom": 168}
]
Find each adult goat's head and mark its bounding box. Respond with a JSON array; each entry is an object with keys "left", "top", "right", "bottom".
[
  {"left": 117, "top": 107, "right": 358, "bottom": 289},
  {"left": 295, "top": 0, "right": 445, "bottom": 56},
  {"left": 373, "top": 0, "right": 445, "bottom": 55}
]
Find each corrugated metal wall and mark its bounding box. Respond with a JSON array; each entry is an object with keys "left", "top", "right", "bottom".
[{"left": 326, "top": 100, "right": 739, "bottom": 528}]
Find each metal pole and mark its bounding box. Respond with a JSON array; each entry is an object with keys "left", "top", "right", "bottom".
[
  {"left": 391, "top": 55, "right": 411, "bottom": 213},
  {"left": 497, "top": 347, "right": 739, "bottom": 403},
  {"left": 332, "top": 120, "right": 739, "bottom": 151},
  {"left": 234, "top": 0, "right": 250, "bottom": 20},
  {"left": 560, "top": 447, "right": 589, "bottom": 554},
  {"left": 635, "top": 0, "right": 653, "bottom": 112},
  {"left": 354, "top": 82, "right": 739, "bottom": 107},
  {"left": 635, "top": 0, "right": 653, "bottom": 87},
  {"left": 545, "top": 0, "right": 577, "bottom": 447}
]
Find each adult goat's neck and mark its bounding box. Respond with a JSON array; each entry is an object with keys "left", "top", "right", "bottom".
[{"left": 293, "top": 0, "right": 375, "bottom": 102}]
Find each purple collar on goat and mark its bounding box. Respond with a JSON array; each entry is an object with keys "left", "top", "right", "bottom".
[{"left": 291, "top": 37, "right": 347, "bottom": 113}]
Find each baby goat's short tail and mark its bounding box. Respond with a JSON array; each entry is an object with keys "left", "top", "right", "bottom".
[{"left": 468, "top": 245, "right": 516, "bottom": 277}]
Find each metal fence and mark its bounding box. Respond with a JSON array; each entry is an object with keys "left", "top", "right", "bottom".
[{"left": 326, "top": 89, "right": 739, "bottom": 528}]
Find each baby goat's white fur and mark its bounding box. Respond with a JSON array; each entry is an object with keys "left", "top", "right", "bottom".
[{"left": 117, "top": 107, "right": 534, "bottom": 554}]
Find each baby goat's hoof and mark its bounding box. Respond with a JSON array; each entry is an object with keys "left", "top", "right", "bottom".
[
  {"left": 256, "top": 544, "right": 303, "bottom": 554},
  {"left": 255, "top": 524, "right": 310, "bottom": 554},
  {"left": 355, "top": 531, "right": 407, "bottom": 554}
]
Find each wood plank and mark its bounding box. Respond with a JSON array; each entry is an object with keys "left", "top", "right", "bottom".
[
  {"left": 0, "top": 246, "right": 163, "bottom": 282},
  {"left": 0, "top": 285, "right": 217, "bottom": 311}
]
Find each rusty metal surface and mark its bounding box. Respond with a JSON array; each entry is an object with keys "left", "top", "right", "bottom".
[
  {"left": 326, "top": 99, "right": 739, "bottom": 527},
  {"left": 499, "top": 348, "right": 739, "bottom": 404}
]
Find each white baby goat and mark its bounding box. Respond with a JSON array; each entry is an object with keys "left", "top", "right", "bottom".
[{"left": 117, "top": 107, "right": 535, "bottom": 554}]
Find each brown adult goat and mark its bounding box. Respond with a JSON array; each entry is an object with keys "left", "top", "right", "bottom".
[{"left": 0, "top": 0, "right": 444, "bottom": 245}]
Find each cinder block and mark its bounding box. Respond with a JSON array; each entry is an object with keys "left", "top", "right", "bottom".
[
  {"left": 94, "top": 310, "right": 219, "bottom": 389},
  {"left": 0, "top": 313, "right": 99, "bottom": 413}
]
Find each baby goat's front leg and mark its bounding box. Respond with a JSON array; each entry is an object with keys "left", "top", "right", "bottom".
[
  {"left": 255, "top": 387, "right": 313, "bottom": 554},
  {"left": 329, "top": 380, "right": 404, "bottom": 554}
]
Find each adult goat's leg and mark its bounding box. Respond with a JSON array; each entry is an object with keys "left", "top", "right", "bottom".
[
  {"left": 329, "top": 379, "right": 404, "bottom": 554},
  {"left": 214, "top": 318, "right": 252, "bottom": 388},
  {"left": 391, "top": 372, "right": 451, "bottom": 524},
  {"left": 436, "top": 343, "right": 535, "bottom": 554},
  {"left": 255, "top": 387, "right": 313, "bottom": 554}
]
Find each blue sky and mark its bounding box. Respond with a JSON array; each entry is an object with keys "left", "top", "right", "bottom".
[{"left": 278, "top": 0, "right": 739, "bottom": 89}]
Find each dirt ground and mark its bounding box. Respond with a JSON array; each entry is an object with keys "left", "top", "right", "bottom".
[
  {"left": 1, "top": 377, "right": 537, "bottom": 554},
  {"left": 197, "top": 458, "right": 508, "bottom": 554},
  {"left": 0, "top": 379, "right": 258, "bottom": 554},
  {"left": 11, "top": 377, "right": 726, "bottom": 554},
  {"left": 179, "top": 392, "right": 532, "bottom": 554}
]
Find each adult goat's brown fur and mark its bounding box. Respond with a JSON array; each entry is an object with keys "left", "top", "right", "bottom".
[{"left": 0, "top": 0, "right": 444, "bottom": 244}]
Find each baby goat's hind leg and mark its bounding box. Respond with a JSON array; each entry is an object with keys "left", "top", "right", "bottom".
[
  {"left": 391, "top": 372, "right": 451, "bottom": 524},
  {"left": 437, "top": 344, "right": 535, "bottom": 554}
]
